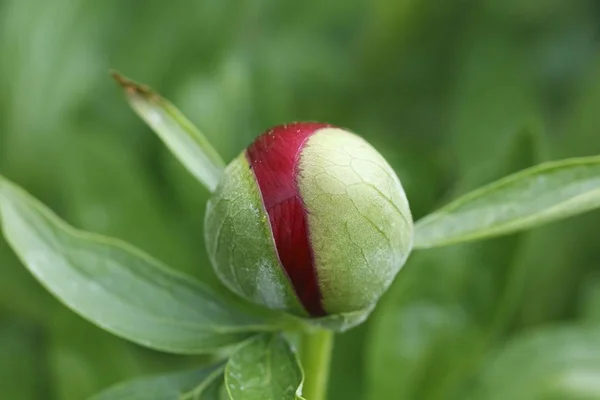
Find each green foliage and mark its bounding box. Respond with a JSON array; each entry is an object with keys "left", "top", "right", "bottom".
[
  {"left": 112, "top": 73, "right": 226, "bottom": 193},
  {"left": 415, "top": 155, "right": 600, "bottom": 248},
  {"left": 0, "top": 177, "right": 269, "bottom": 354},
  {"left": 225, "top": 335, "right": 304, "bottom": 400},
  {"left": 1, "top": 0, "right": 600, "bottom": 399},
  {"left": 89, "top": 363, "right": 225, "bottom": 400}
]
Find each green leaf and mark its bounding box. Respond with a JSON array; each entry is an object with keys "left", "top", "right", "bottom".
[
  {"left": 89, "top": 363, "right": 225, "bottom": 400},
  {"left": 467, "top": 326, "right": 600, "bottom": 400},
  {"left": 225, "top": 334, "right": 304, "bottom": 400},
  {"left": 0, "top": 236, "right": 56, "bottom": 323},
  {"left": 0, "top": 176, "right": 269, "bottom": 354},
  {"left": 415, "top": 156, "right": 600, "bottom": 248},
  {"left": 112, "top": 72, "right": 226, "bottom": 192}
]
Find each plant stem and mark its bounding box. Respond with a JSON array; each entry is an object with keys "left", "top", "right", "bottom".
[{"left": 299, "top": 328, "right": 334, "bottom": 400}]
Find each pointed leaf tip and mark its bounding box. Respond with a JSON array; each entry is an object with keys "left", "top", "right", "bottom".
[
  {"left": 110, "top": 71, "right": 226, "bottom": 192},
  {"left": 110, "top": 70, "right": 155, "bottom": 100}
]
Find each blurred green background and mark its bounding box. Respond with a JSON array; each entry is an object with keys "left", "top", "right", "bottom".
[{"left": 1, "top": 0, "right": 600, "bottom": 399}]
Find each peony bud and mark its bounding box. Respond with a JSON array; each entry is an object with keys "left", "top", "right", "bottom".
[{"left": 205, "top": 123, "right": 413, "bottom": 326}]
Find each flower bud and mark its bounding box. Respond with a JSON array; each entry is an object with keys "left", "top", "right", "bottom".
[{"left": 205, "top": 123, "right": 413, "bottom": 326}]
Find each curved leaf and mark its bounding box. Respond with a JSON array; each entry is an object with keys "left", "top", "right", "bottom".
[
  {"left": 415, "top": 156, "right": 600, "bottom": 248},
  {"left": 225, "top": 334, "right": 304, "bottom": 400},
  {"left": 89, "top": 363, "right": 225, "bottom": 400},
  {"left": 0, "top": 176, "right": 269, "bottom": 354},
  {"left": 467, "top": 326, "right": 600, "bottom": 400},
  {"left": 112, "top": 72, "right": 226, "bottom": 192}
]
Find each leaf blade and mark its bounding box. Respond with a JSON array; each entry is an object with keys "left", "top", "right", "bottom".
[
  {"left": 88, "top": 363, "right": 225, "bottom": 400},
  {"left": 0, "top": 177, "right": 267, "bottom": 354},
  {"left": 112, "top": 72, "right": 226, "bottom": 192},
  {"left": 225, "top": 334, "right": 304, "bottom": 400},
  {"left": 415, "top": 156, "right": 600, "bottom": 248}
]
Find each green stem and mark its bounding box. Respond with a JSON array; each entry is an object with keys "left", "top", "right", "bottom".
[{"left": 299, "top": 328, "right": 334, "bottom": 400}]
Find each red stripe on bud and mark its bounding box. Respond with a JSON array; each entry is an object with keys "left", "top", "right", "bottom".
[{"left": 246, "top": 122, "right": 330, "bottom": 317}]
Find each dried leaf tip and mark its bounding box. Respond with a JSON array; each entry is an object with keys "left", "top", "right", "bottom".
[{"left": 110, "top": 70, "right": 156, "bottom": 100}]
